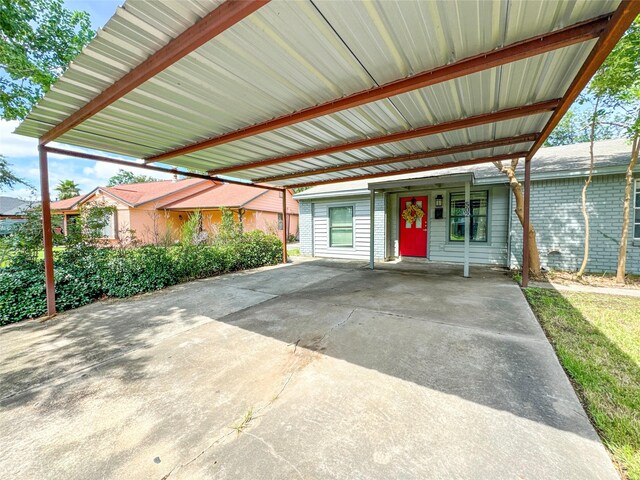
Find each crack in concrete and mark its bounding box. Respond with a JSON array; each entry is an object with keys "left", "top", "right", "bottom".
[
  {"left": 245, "top": 432, "right": 304, "bottom": 479},
  {"left": 160, "top": 345, "right": 304, "bottom": 479}
]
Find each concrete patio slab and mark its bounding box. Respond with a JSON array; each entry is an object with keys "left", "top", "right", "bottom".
[{"left": 0, "top": 260, "right": 618, "bottom": 479}]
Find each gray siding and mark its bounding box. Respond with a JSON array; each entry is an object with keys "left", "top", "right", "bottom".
[
  {"left": 510, "top": 174, "right": 640, "bottom": 274},
  {"left": 302, "top": 194, "right": 385, "bottom": 260},
  {"left": 387, "top": 185, "right": 509, "bottom": 266}
]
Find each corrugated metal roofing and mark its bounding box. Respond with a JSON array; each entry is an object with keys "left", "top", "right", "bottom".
[
  {"left": 16, "top": 0, "right": 624, "bottom": 187},
  {"left": 294, "top": 138, "right": 636, "bottom": 198}
]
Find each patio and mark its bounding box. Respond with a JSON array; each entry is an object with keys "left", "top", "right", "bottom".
[{"left": 0, "top": 260, "right": 618, "bottom": 479}]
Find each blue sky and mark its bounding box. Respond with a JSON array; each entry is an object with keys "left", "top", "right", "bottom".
[{"left": 1, "top": 0, "right": 174, "bottom": 201}]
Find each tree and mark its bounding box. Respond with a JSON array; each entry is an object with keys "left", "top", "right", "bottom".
[
  {"left": 106, "top": 169, "right": 158, "bottom": 187},
  {"left": 577, "top": 97, "right": 602, "bottom": 277},
  {"left": 0, "top": 154, "right": 31, "bottom": 191},
  {"left": 544, "top": 99, "right": 620, "bottom": 147},
  {"left": 493, "top": 159, "right": 541, "bottom": 277},
  {"left": 55, "top": 179, "right": 80, "bottom": 200},
  {"left": 0, "top": 0, "right": 94, "bottom": 120},
  {"left": 589, "top": 17, "right": 640, "bottom": 284}
]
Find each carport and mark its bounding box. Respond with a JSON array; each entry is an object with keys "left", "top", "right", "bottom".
[{"left": 14, "top": 0, "right": 639, "bottom": 316}]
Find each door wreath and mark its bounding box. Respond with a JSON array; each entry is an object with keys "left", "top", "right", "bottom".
[{"left": 402, "top": 202, "right": 424, "bottom": 224}]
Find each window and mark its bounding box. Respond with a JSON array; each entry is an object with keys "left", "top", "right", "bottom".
[
  {"left": 635, "top": 180, "right": 640, "bottom": 240},
  {"left": 329, "top": 206, "right": 353, "bottom": 247},
  {"left": 449, "top": 191, "right": 488, "bottom": 242},
  {"left": 277, "top": 213, "right": 283, "bottom": 230},
  {"left": 100, "top": 213, "right": 115, "bottom": 239}
]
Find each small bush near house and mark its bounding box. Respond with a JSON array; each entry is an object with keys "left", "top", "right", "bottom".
[{"left": 0, "top": 206, "right": 283, "bottom": 325}]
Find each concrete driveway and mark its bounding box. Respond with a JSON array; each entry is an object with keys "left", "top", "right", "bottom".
[{"left": 0, "top": 260, "right": 617, "bottom": 479}]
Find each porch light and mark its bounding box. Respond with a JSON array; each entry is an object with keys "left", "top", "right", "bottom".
[{"left": 435, "top": 194, "right": 444, "bottom": 220}]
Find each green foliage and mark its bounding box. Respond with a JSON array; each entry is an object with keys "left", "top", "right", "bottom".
[
  {"left": 544, "top": 104, "right": 620, "bottom": 147},
  {"left": 180, "top": 210, "right": 204, "bottom": 246},
  {"left": 0, "top": 0, "right": 94, "bottom": 120},
  {"left": 589, "top": 17, "right": 640, "bottom": 140},
  {"left": 7, "top": 204, "right": 62, "bottom": 263},
  {"left": 0, "top": 155, "right": 31, "bottom": 191},
  {"left": 106, "top": 169, "right": 158, "bottom": 187},
  {"left": 215, "top": 208, "right": 243, "bottom": 244},
  {"left": 102, "top": 246, "right": 175, "bottom": 298},
  {"left": 55, "top": 179, "right": 80, "bottom": 200},
  {"left": 0, "top": 232, "right": 283, "bottom": 325}
]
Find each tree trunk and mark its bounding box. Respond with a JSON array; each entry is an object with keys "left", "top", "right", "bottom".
[
  {"left": 615, "top": 136, "right": 639, "bottom": 284},
  {"left": 577, "top": 98, "right": 600, "bottom": 277},
  {"left": 494, "top": 159, "right": 542, "bottom": 277}
]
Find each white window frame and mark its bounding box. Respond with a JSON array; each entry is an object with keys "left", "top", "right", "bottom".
[
  {"left": 100, "top": 212, "right": 116, "bottom": 239},
  {"left": 328, "top": 204, "right": 355, "bottom": 249}
]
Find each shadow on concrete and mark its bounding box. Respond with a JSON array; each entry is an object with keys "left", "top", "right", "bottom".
[{"left": 0, "top": 258, "right": 626, "bottom": 470}]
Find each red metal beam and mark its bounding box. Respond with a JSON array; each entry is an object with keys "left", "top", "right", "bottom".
[
  {"left": 254, "top": 133, "right": 538, "bottom": 183},
  {"left": 286, "top": 151, "right": 529, "bottom": 189},
  {"left": 527, "top": 1, "right": 640, "bottom": 159},
  {"left": 39, "top": 146, "right": 56, "bottom": 317},
  {"left": 42, "top": 146, "right": 284, "bottom": 192},
  {"left": 39, "top": 0, "right": 270, "bottom": 145},
  {"left": 145, "top": 14, "right": 610, "bottom": 163},
  {"left": 207, "top": 100, "right": 558, "bottom": 175}
]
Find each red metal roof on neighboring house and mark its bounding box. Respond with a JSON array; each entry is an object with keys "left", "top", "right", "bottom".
[{"left": 163, "top": 183, "right": 268, "bottom": 209}]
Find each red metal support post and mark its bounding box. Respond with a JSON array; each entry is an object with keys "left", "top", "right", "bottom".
[
  {"left": 522, "top": 158, "right": 531, "bottom": 288},
  {"left": 282, "top": 189, "right": 288, "bottom": 264},
  {"left": 39, "top": 145, "right": 56, "bottom": 316}
]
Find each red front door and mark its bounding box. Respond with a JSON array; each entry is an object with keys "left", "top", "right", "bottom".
[{"left": 399, "top": 196, "right": 427, "bottom": 257}]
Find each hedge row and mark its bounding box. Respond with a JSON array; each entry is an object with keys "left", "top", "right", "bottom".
[{"left": 0, "top": 231, "right": 282, "bottom": 325}]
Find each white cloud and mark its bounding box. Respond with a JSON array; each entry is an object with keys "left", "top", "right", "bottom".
[
  {"left": 1, "top": 120, "right": 173, "bottom": 199},
  {"left": 0, "top": 120, "right": 39, "bottom": 158}
]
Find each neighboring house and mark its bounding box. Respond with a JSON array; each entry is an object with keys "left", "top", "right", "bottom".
[
  {"left": 51, "top": 179, "right": 298, "bottom": 243},
  {"left": 0, "top": 197, "right": 37, "bottom": 236},
  {"left": 295, "top": 139, "right": 640, "bottom": 275}
]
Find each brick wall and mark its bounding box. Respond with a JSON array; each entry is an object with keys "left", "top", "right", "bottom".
[
  {"left": 510, "top": 174, "right": 640, "bottom": 275},
  {"left": 299, "top": 201, "right": 313, "bottom": 256}
]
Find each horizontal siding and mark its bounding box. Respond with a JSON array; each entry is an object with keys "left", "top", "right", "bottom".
[
  {"left": 429, "top": 186, "right": 509, "bottom": 266},
  {"left": 387, "top": 186, "right": 509, "bottom": 266},
  {"left": 245, "top": 189, "right": 298, "bottom": 214},
  {"left": 313, "top": 198, "right": 371, "bottom": 259}
]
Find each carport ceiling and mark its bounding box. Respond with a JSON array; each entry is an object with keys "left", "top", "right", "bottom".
[{"left": 16, "top": 0, "right": 639, "bottom": 188}]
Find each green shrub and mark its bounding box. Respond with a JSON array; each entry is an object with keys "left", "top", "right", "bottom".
[
  {"left": 102, "top": 246, "right": 176, "bottom": 298},
  {"left": 234, "top": 231, "right": 283, "bottom": 269},
  {"left": 0, "top": 231, "right": 283, "bottom": 325}
]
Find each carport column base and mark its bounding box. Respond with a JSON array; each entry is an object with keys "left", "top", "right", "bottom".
[
  {"left": 463, "top": 180, "right": 470, "bottom": 278},
  {"left": 369, "top": 188, "right": 375, "bottom": 270}
]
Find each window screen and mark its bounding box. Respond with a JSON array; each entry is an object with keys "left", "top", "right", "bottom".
[
  {"left": 329, "top": 206, "right": 353, "bottom": 247},
  {"left": 449, "top": 191, "right": 488, "bottom": 242}
]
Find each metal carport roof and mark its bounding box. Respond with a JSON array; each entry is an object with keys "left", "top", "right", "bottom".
[
  {"left": 14, "top": 0, "right": 640, "bottom": 314},
  {"left": 16, "top": 0, "right": 639, "bottom": 188}
]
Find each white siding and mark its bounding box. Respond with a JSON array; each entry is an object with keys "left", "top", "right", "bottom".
[
  {"left": 301, "top": 186, "right": 509, "bottom": 265},
  {"left": 428, "top": 186, "right": 509, "bottom": 266},
  {"left": 313, "top": 197, "right": 372, "bottom": 260}
]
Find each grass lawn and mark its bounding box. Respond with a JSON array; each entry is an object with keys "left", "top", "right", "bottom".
[
  {"left": 1, "top": 247, "right": 65, "bottom": 268},
  {"left": 524, "top": 288, "right": 640, "bottom": 480}
]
